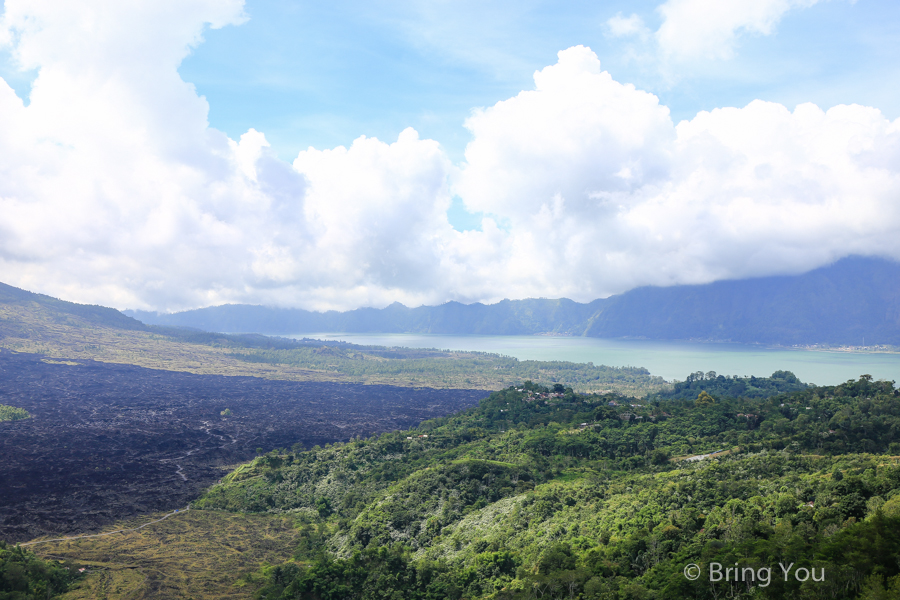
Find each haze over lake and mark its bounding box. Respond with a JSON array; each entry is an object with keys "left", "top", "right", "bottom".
[{"left": 295, "top": 334, "right": 900, "bottom": 386}]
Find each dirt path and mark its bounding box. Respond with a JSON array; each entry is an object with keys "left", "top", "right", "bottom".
[{"left": 20, "top": 507, "right": 191, "bottom": 547}]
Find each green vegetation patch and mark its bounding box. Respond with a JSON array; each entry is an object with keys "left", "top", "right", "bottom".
[
  {"left": 254, "top": 454, "right": 900, "bottom": 600},
  {"left": 199, "top": 373, "right": 900, "bottom": 599},
  {"left": 0, "top": 404, "right": 30, "bottom": 421},
  {"left": 0, "top": 541, "right": 82, "bottom": 599},
  {"left": 224, "top": 345, "right": 669, "bottom": 395},
  {"left": 659, "top": 369, "right": 809, "bottom": 399},
  {"left": 346, "top": 458, "right": 529, "bottom": 550}
]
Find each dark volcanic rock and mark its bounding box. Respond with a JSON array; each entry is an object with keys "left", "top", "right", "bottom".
[{"left": 0, "top": 350, "right": 486, "bottom": 542}]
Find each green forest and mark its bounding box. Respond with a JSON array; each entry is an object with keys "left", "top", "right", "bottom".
[{"left": 186, "top": 372, "right": 900, "bottom": 599}]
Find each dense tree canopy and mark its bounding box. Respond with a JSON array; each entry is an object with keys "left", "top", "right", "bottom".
[
  {"left": 0, "top": 542, "right": 81, "bottom": 600},
  {"left": 194, "top": 373, "right": 900, "bottom": 599}
]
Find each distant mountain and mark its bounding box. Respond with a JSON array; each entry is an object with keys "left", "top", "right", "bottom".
[
  {"left": 127, "top": 256, "right": 900, "bottom": 346},
  {"left": 586, "top": 255, "right": 900, "bottom": 345},
  {"left": 126, "top": 297, "right": 603, "bottom": 337}
]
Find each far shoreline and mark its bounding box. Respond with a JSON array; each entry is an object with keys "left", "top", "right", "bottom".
[{"left": 284, "top": 332, "right": 900, "bottom": 356}]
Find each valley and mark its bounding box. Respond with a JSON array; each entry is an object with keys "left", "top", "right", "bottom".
[
  {"left": 0, "top": 350, "right": 485, "bottom": 543},
  {"left": 1, "top": 282, "right": 899, "bottom": 600}
]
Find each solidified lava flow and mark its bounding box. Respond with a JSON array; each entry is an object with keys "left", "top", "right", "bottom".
[{"left": 0, "top": 350, "right": 487, "bottom": 542}]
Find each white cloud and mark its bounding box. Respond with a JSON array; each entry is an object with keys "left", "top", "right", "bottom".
[
  {"left": 458, "top": 47, "right": 674, "bottom": 219},
  {"left": 453, "top": 46, "right": 900, "bottom": 299},
  {"left": 0, "top": 0, "right": 461, "bottom": 311},
  {"left": 0, "top": 1, "right": 898, "bottom": 312},
  {"left": 605, "top": 13, "right": 650, "bottom": 39},
  {"left": 287, "top": 128, "right": 456, "bottom": 309},
  {"left": 0, "top": 0, "right": 272, "bottom": 309},
  {"left": 655, "top": 0, "right": 821, "bottom": 62}
]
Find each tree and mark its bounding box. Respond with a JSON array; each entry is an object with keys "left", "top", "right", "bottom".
[{"left": 695, "top": 391, "right": 715, "bottom": 407}]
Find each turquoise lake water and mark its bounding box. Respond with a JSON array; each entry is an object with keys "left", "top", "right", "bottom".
[{"left": 292, "top": 333, "right": 900, "bottom": 386}]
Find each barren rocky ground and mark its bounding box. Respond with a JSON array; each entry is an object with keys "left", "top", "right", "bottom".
[{"left": 0, "top": 349, "right": 486, "bottom": 542}]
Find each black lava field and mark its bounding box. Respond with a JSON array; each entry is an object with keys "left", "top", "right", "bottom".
[{"left": 0, "top": 350, "right": 486, "bottom": 542}]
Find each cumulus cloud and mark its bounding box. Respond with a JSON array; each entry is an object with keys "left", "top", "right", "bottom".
[
  {"left": 0, "top": 3, "right": 898, "bottom": 312},
  {"left": 0, "top": 0, "right": 257, "bottom": 309},
  {"left": 456, "top": 46, "right": 900, "bottom": 297},
  {"left": 0, "top": 0, "right": 453, "bottom": 311},
  {"left": 458, "top": 47, "right": 674, "bottom": 219},
  {"left": 655, "top": 0, "right": 821, "bottom": 62},
  {"left": 287, "top": 129, "right": 454, "bottom": 309}
]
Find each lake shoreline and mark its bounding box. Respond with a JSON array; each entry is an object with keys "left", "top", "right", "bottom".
[
  {"left": 285, "top": 333, "right": 900, "bottom": 386},
  {"left": 284, "top": 331, "right": 900, "bottom": 356}
]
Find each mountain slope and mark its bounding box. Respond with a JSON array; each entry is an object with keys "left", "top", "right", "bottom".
[
  {"left": 194, "top": 374, "right": 900, "bottom": 600},
  {"left": 0, "top": 281, "right": 147, "bottom": 332},
  {"left": 584, "top": 255, "right": 900, "bottom": 344},
  {"left": 128, "top": 256, "right": 900, "bottom": 345}
]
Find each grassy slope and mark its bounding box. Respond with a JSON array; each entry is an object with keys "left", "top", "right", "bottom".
[
  {"left": 29, "top": 511, "right": 303, "bottom": 600},
  {"left": 0, "top": 301, "right": 340, "bottom": 380}
]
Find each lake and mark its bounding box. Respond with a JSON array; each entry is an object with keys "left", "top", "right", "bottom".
[{"left": 292, "top": 333, "right": 900, "bottom": 386}]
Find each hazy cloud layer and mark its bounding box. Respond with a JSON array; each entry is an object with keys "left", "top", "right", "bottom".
[{"left": 0, "top": 2, "right": 898, "bottom": 311}]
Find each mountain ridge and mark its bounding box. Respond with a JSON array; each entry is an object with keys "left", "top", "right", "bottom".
[{"left": 126, "top": 256, "right": 900, "bottom": 345}]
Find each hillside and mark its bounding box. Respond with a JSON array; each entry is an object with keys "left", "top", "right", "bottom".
[
  {"left": 173, "top": 372, "right": 900, "bottom": 600},
  {"left": 127, "top": 256, "right": 900, "bottom": 346},
  {"left": 14, "top": 370, "right": 899, "bottom": 599},
  {"left": 0, "top": 281, "right": 147, "bottom": 332},
  {"left": 584, "top": 255, "right": 900, "bottom": 345},
  {"left": 0, "top": 280, "right": 667, "bottom": 394}
]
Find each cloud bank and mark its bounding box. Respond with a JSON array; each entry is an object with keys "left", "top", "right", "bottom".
[{"left": 0, "top": 1, "right": 898, "bottom": 311}]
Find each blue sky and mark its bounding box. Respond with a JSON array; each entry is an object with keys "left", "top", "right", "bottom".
[
  {"left": 1, "top": 0, "right": 899, "bottom": 311},
  {"left": 175, "top": 0, "right": 900, "bottom": 164}
]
